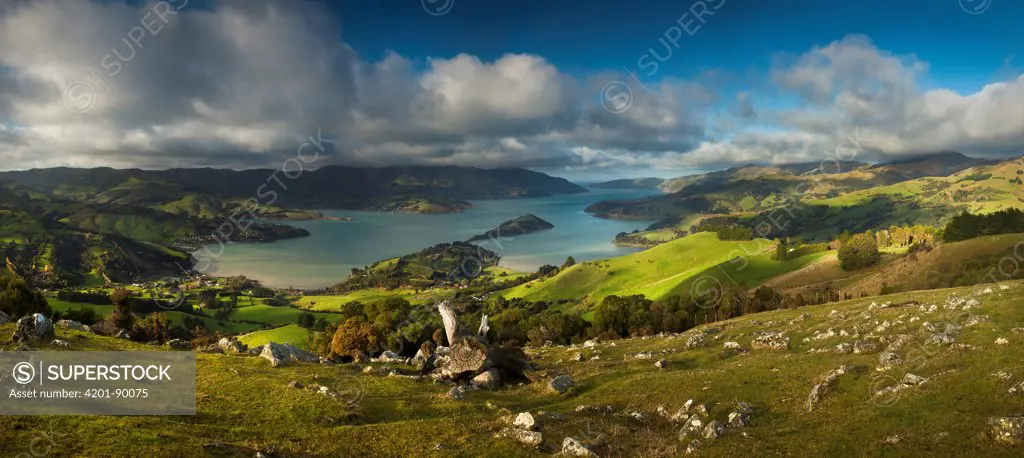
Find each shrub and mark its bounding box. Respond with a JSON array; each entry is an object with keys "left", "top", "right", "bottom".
[
  {"left": 0, "top": 276, "right": 51, "bottom": 319},
  {"left": 331, "top": 317, "right": 380, "bottom": 360},
  {"left": 838, "top": 232, "right": 881, "bottom": 270}
]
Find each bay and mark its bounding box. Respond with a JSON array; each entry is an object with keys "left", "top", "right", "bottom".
[{"left": 197, "top": 188, "right": 660, "bottom": 289}]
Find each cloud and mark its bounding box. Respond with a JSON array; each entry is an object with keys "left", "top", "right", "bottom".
[{"left": 0, "top": 4, "right": 1021, "bottom": 175}]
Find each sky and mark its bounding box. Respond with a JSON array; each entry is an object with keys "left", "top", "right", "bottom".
[{"left": 1, "top": 0, "right": 1022, "bottom": 181}]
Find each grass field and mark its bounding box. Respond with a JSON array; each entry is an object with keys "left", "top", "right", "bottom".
[
  {"left": 501, "top": 232, "right": 817, "bottom": 304},
  {"left": 294, "top": 288, "right": 430, "bottom": 311},
  {"left": 227, "top": 305, "right": 337, "bottom": 327},
  {"left": 237, "top": 324, "right": 310, "bottom": 349},
  {"left": 4, "top": 281, "right": 1023, "bottom": 456}
]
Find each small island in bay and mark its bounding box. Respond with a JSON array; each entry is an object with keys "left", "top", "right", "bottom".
[{"left": 467, "top": 214, "right": 554, "bottom": 242}]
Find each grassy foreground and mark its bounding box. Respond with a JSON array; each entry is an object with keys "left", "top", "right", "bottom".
[{"left": 2, "top": 281, "right": 1023, "bottom": 456}]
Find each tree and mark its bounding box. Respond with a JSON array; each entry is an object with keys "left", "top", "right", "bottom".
[
  {"left": 131, "top": 312, "right": 171, "bottom": 342},
  {"left": 297, "top": 312, "right": 316, "bottom": 329},
  {"left": 109, "top": 287, "right": 136, "bottom": 330},
  {"left": 838, "top": 231, "right": 881, "bottom": 270},
  {"left": 537, "top": 264, "right": 559, "bottom": 277},
  {"left": 330, "top": 317, "right": 380, "bottom": 360},
  {"left": 0, "top": 276, "right": 51, "bottom": 319},
  {"left": 562, "top": 256, "right": 576, "bottom": 269}
]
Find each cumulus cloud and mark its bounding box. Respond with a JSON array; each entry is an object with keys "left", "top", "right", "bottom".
[{"left": 0, "top": 3, "right": 1021, "bottom": 175}]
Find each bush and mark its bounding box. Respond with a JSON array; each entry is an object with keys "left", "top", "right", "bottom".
[
  {"left": 0, "top": 276, "right": 51, "bottom": 319},
  {"left": 838, "top": 232, "right": 880, "bottom": 271},
  {"left": 109, "top": 287, "right": 136, "bottom": 330},
  {"left": 331, "top": 317, "right": 380, "bottom": 360}
]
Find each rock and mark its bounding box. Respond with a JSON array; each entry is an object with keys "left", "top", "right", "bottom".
[
  {"left": 996, "top": 337, "right": 1010, "bottom": 346},
  {"left": 633, "top": 351, "right": 654, "bottom": 360},
  {"left": 723, "top": 341, "right": 741, "bottom": 350},
  {"left": 0, "top": 310, "right": 10, "bottom": 325},
  {"left": 684, "top": 439, "right": 701, "bottom": 454},
  {"left": 835, "top": 342, "right": 853, "bottom": 354},
  {"left": 572, "top": 352, "right": 584, "bottom": 362},
  {"left": 51, "top": 339, "right": 69, "bottom": 349},
  {"left": 259, "top": 342, "right": 318, "bottom": 368},
  {"left": 497, "top": 427, "right": 542, "bottom": 447},
  {"left": 751, "top": 331, "right": 789, "bottom": 350},
  {"left": 583, "top": 339, "right": 598, "bottom": 348},
  {"left": 628, "top": 410, "right": 649, "bottom": 421},
  {"left": 115, "top": 329, "right": 130, "bottom": 340},
  {"left": 1008, "top": 381, "right": 1024, "bottom": 395},
  {"left": 548, "top": 375, "right": 575, "bottom": 394},
  {"left": 514, "top": 412, "right": 537, "bottom": 430},
  {"left": 989, "top": 416, "right": 1024, "bottom": 444},
  {"left": 471, "top": 369, "right": 501, "bottom": 390},
  {"left": 218, "top": 337, "right": 246, "bottom": 354},
  {"left": 655, "top": 359, "right": 667, "bottom": 369},
  {"left": 806, "top": 365, "right": 848, "bottom": 412},
  {"left": 728, "top": 410, "right": 751, "bottom": 428},
  {"left": 686, "top": 333, "right": 707, "bottom": 349},
  {"left": 703, "top": 420, "right": 724, "bottom": 439},
  {"left": 965, "top": 315, "right": 990, "bottom": 327},
  {"left": 55, "top": 319, "right": 87, "bottom": 331},
  {"left": 288, "top": 380, "right": 303, "bottom": 389},
  {"left": 446, "top": 386, "right": 465, "bottom": 400},
  {"left": 901, "top": 373, "right": 927, "bottom": 386},
  {"left": 679, "top": 416, "right": 704, "bottom": 439},
  {"left": 12, "top": 313, "right": 55, "bottom": 343},
  {"left": 166, "top": 339, "right": 191, "bottom": 350},
  {"left": 993, "top": 371, "right": 1013, "bottom": 381},
  {"left": 926, "top": 333, "right": 956, "bottom": 345},
  {"left": 877, "top": 351, "right": 903, "bottom": 371},
  {"left": 375, "top": 350, "right": 403, "bottom": 363},
  {"left": 853, "top": 339, "right": 878, "bottom": 354},
  {"left": 561, "top": 437, "right": 595, "bottom": 456}
]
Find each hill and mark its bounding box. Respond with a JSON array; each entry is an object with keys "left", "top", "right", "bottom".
[
  {"left": 501, "top": 232, "right": 824, "bottom": 304},
  {"left": 589, "top": 177, "right": 666, "bottom": 190},
  {"left": 3, "top": 281, "right": 1023, "bottom": 456},
  {"left": 0, "top": 165, "right": 587, "bottom": 214},
  {"left": 467, "top": 214, "right": 554, "bottom": 242},
  {"left": 586, "top": 153, "right": 1011, "bottom": 242}
]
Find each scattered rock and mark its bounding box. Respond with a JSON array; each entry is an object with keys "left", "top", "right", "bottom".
[
  {"left": 655, "top": 359, "right": 667, "bottom": 369},
  {"left": 684, "top": 439, "right": 701, "bottom": 454},
  {"left": 723, "top": 341, "right": 741, "bottom": 350},
  {"left": 853, "top": 339, "right": 878, "bottom": 354},
  {"left": 12, "top": 313, "right": 55, "bottom": 343},
  {"left": 446, "top": 386, "right": 465, "bottom": 400},
  {"left": 835, "top": 342, "right": 853, "bottom": 354},
  {"left": 572, "top": 352, "right": 584, "bottom": 362},
  {"left": 218, "top": 337, "right": 246, "bottom": 354},
  {"left": 497, "top": 427, "right": 542, "bottom": 447},
  {"left": 703, "top": 420, "right": 724, "bottom": 439},
  {"left": 166, "top": 339, "right": 191, "bottom": 351},
  {"left": 884, "top": 435, "right": 902, "bottom": 444},
  {"left": 751, "top": 331, "right": 790, "bottom": 350},
  {"left": 510, "top": 412, "right": 537, "bottom": 430},
  {"left": 996, "top": 337, "right": 1010, "bottom": 346},
  {"left": 471, "top": 369, "right": 500, "bottom": 390},
  {"left": 51, "top": 339, "right": 69, "bottom": 349},
  {"left": 561, "top": 437, "right": 595, "bottom": 456},
  {"left": 806, "top": 365, "right": 848, "bottom": 412},
  {"left": 548, "top": 375, "right": 575, "bottom": 394},
  {"left": 989, "top": 416, "right": 1024, "bottom": 444},
  {"left": 965, "top": 315, "right": 990, "bottom": 327},
  {"left": 686, "top": 333, "right": 707, "bottom": 349},
  {"left": 259, "top": 342, "right": 319, "bottom": 368},
  {"left": 1011, "top": 327, "right": 1024, "bottom": 334},
  {"left": 993, "top": 371, "right": 1013, "bottom": 381},
  {"left": 1008, "top": 381, "right": 1024, "bottom": 395},
  {"left": 55, "top": 319, "right": 87, "bottom": 331},
  {"left": 288, "top": 380, "right": 303, "bottom": 389}
]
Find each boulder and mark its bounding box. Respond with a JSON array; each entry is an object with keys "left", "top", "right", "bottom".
[
  {"left": 702, "top": 420, "right": 724, "bottom": 439},
  {"left": 166, "top": 339, "right": 191, "bottom": 351},
  {"left": 989, "top": 416, "right": 1024, "bottom": 444},
  {"left": 51, "top": 339, "right": 70, "bottom": 349},
  {"left": 655, "top": 359, "right": 667, "bottom": 369},
  {"left": 806, "top": 366, "right": 848, "bottom": 412},
  {"left": 0, "top": 310, "right": 10, "bottom": 325},
  {"left": 375, "top": 350, "right": 404, "bottom": 363},
  {"left": 218, "top": 337, "right": 246, "bottom": 354},
  {"left": 751, "top": 331, "right": 789, "bottom": 350},
  {"left": 496, "top": 427, "right": 542, "bottom": 447},
  {"left": 853, "top": 339, "right": 878, "bottom": 354},
  {"left": 12, "top": 313, "right": 55, "bottom": 343},
  {"left": 259, "top": 342, "right": 319, "bottom": 368},
  {"left": 115, "top": 329, "right": 130, "bottom": 340},
  {"left": 446, "top": 386, "right": 465, "bottom": 400},
  {"left": 685, "top": 439, "right": 701, "bottom": 454},
  {"left": 685, "top": 333, "right": 707, "bottom": 349},
  {"left": 723, "top": 341, "right": 742, "bottom": 350},
  {"left": 55, "top": 319, "right": 87, "bottom": 331},
  {"left": 561, "top": 437, "right": 595, "bottom": 456},
  {"left": 996, "top": 337, "right": 1010, "bottom": 346},
  {"left": 471, "top": 369, "right": 500, "bottom": 390},
  {"left": 513, "top": 412, "right": 537, "bottom": 430},
  {"left": 548, "top": 375, "right": 575, "bottom": 394}
]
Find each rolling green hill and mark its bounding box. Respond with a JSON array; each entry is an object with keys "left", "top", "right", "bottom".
[{"left": 501, "top": 232, "right": 822, "bottom": 304}]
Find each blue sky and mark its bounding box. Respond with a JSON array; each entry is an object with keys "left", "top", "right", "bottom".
[
  {"left": 335, "top": 0, "right": 1021, "bottom": 94},
  {"left": 2, "top": 0, "right": 1023, "bottom": 180}
]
